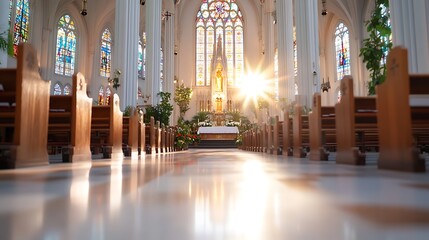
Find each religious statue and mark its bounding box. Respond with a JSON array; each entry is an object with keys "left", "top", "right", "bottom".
[{"left": 215, "top": 66, "right": 223, "bottom": 92}]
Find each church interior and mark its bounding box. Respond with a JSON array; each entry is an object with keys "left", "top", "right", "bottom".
[{"left": 1, "top": 0, "right": 429, "bottom": 239}]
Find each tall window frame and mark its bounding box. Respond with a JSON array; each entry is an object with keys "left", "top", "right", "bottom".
[
  {"left": 100, "top": 28, "right": 112, "bottom": 78},
  {"left": 10, "top": 0, "right": 30, "bottom": 56},
  {"left": 55, "top": 14, "right": 77, "bottom": 76},
  {"left": 334, "top": 22, "right": 351, "bottom": 81},
  {"left": 195, "top": 0, "right": 244, "bottom": 87}
]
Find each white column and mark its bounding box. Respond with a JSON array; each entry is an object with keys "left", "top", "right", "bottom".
[
  {"left": 390, "top": 0, "right": 429, "bottom": 73},
  {"left": 0, "top": 0, "right": 10, "bottom": 67},
  {"left": 164, "top": 7, "right": 175, "bottom": 125},
  {"left": 146, "top": 0, "right": 162, "bottom": 105},
  {"left": 276, "top": 0, "right": 295, "bottom": 103},
  {"left": 294, "top": 0, "right": 320, "bottom": 108},
  {"left": 262, "top": 0, "right": 275, "bottom": 120},
  {"left": 114, "top": 0, "right": 140, "bottom": 109}
]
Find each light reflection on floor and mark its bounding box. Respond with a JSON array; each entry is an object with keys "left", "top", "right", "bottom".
[{"left": 0, "top": 149, "right": 429, "bottom": 239}]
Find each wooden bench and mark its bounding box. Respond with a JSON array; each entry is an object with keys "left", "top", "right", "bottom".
[
  {"left": 282, "top": 111, "right": 293, "bottom": 156},
  {"left": 293, "top": 105, "right": 310, "bottom": 158},
  {"left": 272, "top": 116, "right": 283, "bottom": 155},
  {"left": 91, "top": 94, "right": 123, "bottom": 159},
  {"left": 308, "top": 93, "right": 335, "bottom": 161},
  {"left": 138, "top": 111, "right": 146, "bottom": 156},
  {"left": 335, "top": 76, "right": 378, "bottom": 165},
  {"left": 145, "top": 116, "right": 156, "bottom": 154},
  {"left": 122, "top": 108, "right": 142, "bottom": 159},
  {"left": 376, "top": 46, "right": 429, "bottom": 172},
  {"left": 0, "top": 43, "right": 50, "bottom": 169},
  {"left": 48, "top": 72, "right": 92, "bottom": 162}
]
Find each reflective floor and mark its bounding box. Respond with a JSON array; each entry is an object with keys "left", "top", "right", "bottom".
[{"left": 1, "top": 149, "right": 429, "bottom": 240}]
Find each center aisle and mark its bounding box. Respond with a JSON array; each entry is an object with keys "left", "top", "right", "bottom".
[{"left": 1, "top": 149, "right": 429, "bottom": 239}]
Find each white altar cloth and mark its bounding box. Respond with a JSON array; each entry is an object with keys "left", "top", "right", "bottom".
[{"left": 197, "top": 126, "right": 239, "bottom": 134}]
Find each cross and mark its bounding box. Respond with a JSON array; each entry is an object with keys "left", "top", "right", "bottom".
[{"left": 162, "top": 11, "right": 173, "bottom": 21}]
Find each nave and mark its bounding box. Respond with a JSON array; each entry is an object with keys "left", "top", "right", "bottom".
[{"left": 1, "top": 149, "right": 429, "bottom": 239}]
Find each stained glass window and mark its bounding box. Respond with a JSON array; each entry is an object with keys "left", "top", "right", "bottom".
[
  {"left": 196, "top": 0, "right": 244, "bottom": 86},
  {"left": 53, "top": 82, "right": 62, "bottom": 95},
  {"left": 142, "top": 32, "right": 147, "bottom": 79},
  {"left": 335, "top": 23, "right": 350, "bottom": 81},
  {"left": 160, "top": 48, "right": 164, "bottom": 92},
  {"left": 100, "top": 28, "right": 112, "bottom": 78},
  {"left": 13, "top": 0, "right": 30, "bottom": 56},
  {"left": 105, "top": 87, "right": 111, "bottom": 105},
  {"left": 293, "top": 27, "right": 298, "bottom": 78},
  {"left": 98, "top": 86, "right": 104, "bottom": 105},
  {"left": 380, "top": 3, "right": 391, "bottom": 65},
  {"left": 55, "top": 15, "right": 77, "bottom": 76},
  {"left": 64, "top": 84, "right": 71, "bottom": 95},
  {"left": 138, "top": 38, "right": 143, "bottom": 78}
]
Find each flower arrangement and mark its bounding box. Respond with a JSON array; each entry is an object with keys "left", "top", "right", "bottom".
[
  {"left": 108, "top": 69, "right": 121, "bottom": 90},
  {"left": 175, "top": 125, "right": 201, "bottom": 150},
  {"left": 225, "top": 120, "right": 240, "bottom": 127},
  {"left": 198, "top": 120, "right": 213, "bottom": 127}
]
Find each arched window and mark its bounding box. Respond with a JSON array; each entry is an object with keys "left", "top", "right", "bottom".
[
  {"left": 64, "top": 84, "right": 71, "bottom": 95},
  {"left": 293, "top": 27, "right": 298, "bottom": 78},
  {"left": 98, "top": 86, "right": 104, "bottom": 105},
  {"left": 53, "top": 82, "right": 62, "bottom": 95},
  {"left": 196, "top": 0, "right": 244, "bottom": 87},
  {"left": 380, "top": 3, "right": 391, "bottom": 65},
  {"left": 100, "top": 28, "right": 112, "bottom": 77},
  {"left": 335, "top": 22, "right": 350, "bottom": 81},
  {"left": 274, "top": 48, "right": 278, "bottom": 100},
  {"left": 160, "top": 47, "right": 164, "bottom": 92},
  {"left": 138, "top": 38, "right": 143, "bottom": 78},
  {"left": 11, "top": 0, "right": 30, "bottom": 56},
  {"left": 55, "top": 14, "right": 76, "bottom": 76}
]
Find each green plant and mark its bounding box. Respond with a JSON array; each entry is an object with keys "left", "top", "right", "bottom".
[
  {"left": 359, "top": 0, "right": 392, "bottom": 95},
  {"left": 108, "top": 69, "right": 121, "bottom": 90},
  {"left": 174, "top": 83, "right": 192, "bottom": 122},
  {"left": 124, "top": 105, "right": 133, "bottom": 116},
  {"left": 0, "top": 32, "right": 7, "bottom": 52},
  {"left": 144, "top": 92, "right": 173, "bottom": 126}
]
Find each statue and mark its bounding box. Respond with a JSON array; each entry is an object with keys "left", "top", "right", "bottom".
[{"left": 215, "top": 66, "right": 223, "bottom": 92}]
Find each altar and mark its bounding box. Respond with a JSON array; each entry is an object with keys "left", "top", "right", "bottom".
[{"left": 197, "top": 126, "right": 239, "bottom": 140}]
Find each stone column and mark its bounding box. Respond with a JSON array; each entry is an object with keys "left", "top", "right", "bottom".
[
  {"left": 276, "top": 0, "right": 295, "bottom": 104},
  {"left": 0, "top": 0, "right": 10, "bottom": 67},
  {"left": 294, "top": 0, "right": 320, "bottom": 108},
  {"left": 114, "top": 0, "right": 140, "bottom": 109},
  {"left": 262, "top": 0, "right": 275, "bottom": 119},
  {"left": 145, "top": 0, "right": 162, "bottom": 105},
  {"left": 390, "top": 0, "right": 429, "bottom": 73},
  {"left": 164, "top": 3, "right": 175, "bottom": 114}
]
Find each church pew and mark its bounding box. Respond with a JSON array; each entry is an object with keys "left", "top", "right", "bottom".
[
  {"left": 282, "top": 111, "right": 293, "bottom": 156},
  {"left": 335, "top": 76, "right": 378, "bottom": 165},
  {"left": 376, "top": 46, "right": 429, "bottom": 172},
  {"left": 122, "top": 108, "right": 141, "bottom": 159},
  {"left": 267, "top": 121, "right": 274, "bottom": 154},
  {"left": 293, "top": 105, "right": 310, "bottom": 158},
  {"left": 308, "top": 93, "right": 335, "bottom": 161},
  {"left": 155, "top": 121, "right": 161, "bottom": 153},
  {"left": 145, "top": 116, "right": 156, "bottom": 154},
  {"left": 273, "top": 116, "right": 283, "bottom": 155},
  {"left": 48, "top": 72, "right": 92, "bottom": 163},
  {"left": 91, "top": 94, "right": 123, "bottom": 159},
  {"left": 138, "top": 112, "right": 146, "bottom": 156},
  {"left": 0, "top": 43, "right": 51, "bottom": 169}
]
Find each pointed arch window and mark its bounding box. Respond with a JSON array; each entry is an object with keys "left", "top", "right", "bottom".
[
  {"left": 335, "top": 23, "right": 350, "bottom": 81},
  {"left": 64, "top": 84, "right": 72, "bottom": 95},
  {"left": 380, "top": 3, "right": 391, "bottom": 65},
  {"left": 196, "top": 0, "right": 244, "bottom": 87},
  {"left": 53, "top": 82, "right": 62, "bottom": 95},
  {"left": 12, "top": 0, "right": 30, "bottom": 56},
  {"left": 55, "top": 15, "right": 77, "bottom": 76},
  {"left": 293, "top": 27, "right": 298, "bottom": 78},
  {"left": 100, "top": 28, "right": 112, "bottom": 78},
  {"left": 138, "top": 38, "right": 143, "bottom": 78}
]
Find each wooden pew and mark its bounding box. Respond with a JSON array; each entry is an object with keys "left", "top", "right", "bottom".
[
  {"left": 48, "top": 72, "right": 92, "bottom": 162},
  {"left": 122, "top": 108, "right": 141, "bottom": 159},
  {"left": 335, "top": 76, "right": 378, "bottom": 165},
  {"left": 282, "top": 111, "right": 293, "bottom": 156},
  {"left": 91, "top": 94, "right": 123, "bottom": 159},
  {"left": 138, "top": 111, "right": 146, "bottom": 156},
  {"left": 145, "top": 116, "right": 156, "bottom": 154},
  {"left": 293, "top": 105, "right": 309, "bottom": 158},
  {"left": 0, "top": 43, "right": 50, "bottom": 169},
  {"left": 273, "top": 116, "right": 283, "bottom": 155},
  {"left": 308, "top": 93, "right": 335, "bottom": 161},
  {"left": 376, "top": 47, "right": 429, "bottom": 172}
]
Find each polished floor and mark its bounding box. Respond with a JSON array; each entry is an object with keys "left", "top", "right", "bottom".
[{"left": 1, "top": 149, "right": 429, "bottom": 240}]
